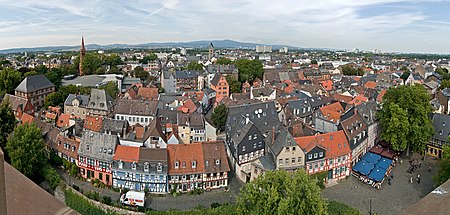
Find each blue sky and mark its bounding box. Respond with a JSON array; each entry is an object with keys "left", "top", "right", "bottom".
[{"left": 1, "top": 0, "right": 450, "bottom": 53}]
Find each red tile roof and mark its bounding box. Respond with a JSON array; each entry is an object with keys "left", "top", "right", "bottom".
[
  {"left": 83, "top": 115, "right": 103, "bottom": 132},
  {"left": 364, "top": 81, "right": 377, "bottom": 89},
  {"left": 319, "top": 79, "right": 333, "bottom": 91},
  {"left": 349, "top": 94, "right": 369, "bottom": 106},
  {"left": 20, "top": 113, "right": 35, "bottom": 125},
  {"left": 113, "top": 145, "right": 140, "bottom": 162},
  {"left": 138, "top": 87, "right": 159, "bottom": 100},
  {"left": 167, "top": 143, "right": 205, "bottom": 174},
  {"left": 56, "top": 114, "right": 72, "bottom": 128},
  {"left": 319, "top": 102, "right": 344, "bottom": 122},
  {"left": 295, "top": 131, "right": 350, "bottom": 158},
  {"left": 177, "top": 99, "right": 197, "bottom": 114},
  {"left": 377, "top": 89, "right": 386, "bottom": 103},
  {"left": 333, "top": 94, "right": 353, "bottom": 103},
  {"left": 55, "top": 135, "right": 80, "bottom": 160}
]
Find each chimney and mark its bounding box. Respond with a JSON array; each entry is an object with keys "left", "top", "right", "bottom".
[{"left": 0, "top": 148, "right": 7, "bottom": 215}]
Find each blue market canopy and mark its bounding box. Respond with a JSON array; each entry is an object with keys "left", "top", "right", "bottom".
[
  {"left": 376, "top": 158, "right": 393, "bottom": 170},
  {"left": 362, "top": 152, "right": 381, "bottom": 164},
  {"left": 352, "top": 160, "right": 375, "bottom": 175},
  {"left": 368, "top": 166, "right": 388, "bottom": 182}
]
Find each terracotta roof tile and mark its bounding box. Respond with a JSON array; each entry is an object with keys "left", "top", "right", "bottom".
[
  {"left": 377, "top": 89, "right": 386, "bottom": 103},
  {"left": 113, "top": 145, "right": 140, "bottom": 162},
  {"left": 167, "top": 143, "right": 205, "bottom": 174},
  {"left": 364, "top": 81, "right": 377, "bottom": 89},
  {"left": 20, "top": 113, "right": 35, "bottom": 125},
  {"left": 83, "top": 115, "right": 103, "bottom": 132},
  {"left": 349, "top": 94, "right": 369, "bottom": 106},
  {"left": 333, "top": 94, "right": 353, "bottom": 103},
  {"left": 319, "top": 79, "right": 333, "bottom": 91},
  {"left": 295, "top": 130, "right": 350, "bottom": 158},
  {"left": 56, "top": 113, "right": 72, "bottom": 128},
  {"left": 319, "top": 102, "right": 344, "bottom": 122},
  {"left": 138, "top": 87, "right": 159, "bottom": 100}
]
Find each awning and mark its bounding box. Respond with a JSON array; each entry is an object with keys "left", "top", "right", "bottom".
[
  {"left": 362, "top": 152, "right": 381, "bottom": 164},
  {"left": 353, "top": 160, "right": 375, "bottom": 176},
  {"left": 369, "top": 145, "right": 384, "bottom": 155},
  {"left": 381, "top": 149, "right": 395, "bottom": 159},
  {"left": 376, "top": 158, "right": 393, "bottom": 170},
  {"left": 368, "top": 166, "right": 388, "bottom": 182}
]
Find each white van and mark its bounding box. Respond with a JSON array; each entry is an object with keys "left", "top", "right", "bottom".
[{"left": 120, "top": 191, "right": 145, "bottom": 207}]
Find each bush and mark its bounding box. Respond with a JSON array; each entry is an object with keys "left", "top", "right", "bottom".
[
  {"left": 101, "top": 196, "right": 112, "bottom": 205},
  {"left": 63, "top": 159, "right": 72, "bottom": 170},
  {"left": 85, "top": 190, "right": 100, "bottom": 201},
  {"left": 64, "top": 189, "right": 118, "bottom": 215},
  {"left": 211, "top": 202, "right": 221, "bottom": 208},
  {"left": 70, "top": 163, "right": 79, "bottom": 176},
  {"left": 50, "top": 152, "right": 63, "bottom": 166},
  {"left": 72, "top": 184, "right": 80, "bottom": 192},
  {"left": 43, "top": 166, "right": 61, "bottom": 190}
]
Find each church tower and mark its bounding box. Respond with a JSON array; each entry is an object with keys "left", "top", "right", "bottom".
[
  {"left": 79, "top": 37, "right": 86, "bottom": 76},
  {"left": 208, "top": 42, "right": 214, "bottom": 61}
]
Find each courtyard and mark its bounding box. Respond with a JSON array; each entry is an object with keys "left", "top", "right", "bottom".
[{"left": 323, "top": 153, "right": 439, "bottom": 215}]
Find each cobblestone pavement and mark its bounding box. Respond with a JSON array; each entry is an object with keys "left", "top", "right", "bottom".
[
  {"left": 322, "top": 153, "right": 439, "bottom": 215},
  {"left": 58, "top": 169, "right": 243, "bottom": 211}
]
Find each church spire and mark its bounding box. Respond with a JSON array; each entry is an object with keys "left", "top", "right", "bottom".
[{"left": 79, "top": 36, "right": 86, "bottom": 76}]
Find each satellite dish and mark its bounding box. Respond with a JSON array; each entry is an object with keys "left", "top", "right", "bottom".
[
  {"left": 259, "top": 109, "right": 263, "bottom": 114},
  {"left": 254, "top": 110, "right": 258, "bottom": 114}
]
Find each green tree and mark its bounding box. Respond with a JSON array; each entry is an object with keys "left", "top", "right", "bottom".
[
  {"left": 216, "top": 57, "right": 232, "bottom": 65},
  {"left": 43, "top": 165, "right": 61, "bottom": 190},
  {"left": 44, "top": 70, "right": 61, "bottom": 86},
  {"left": 0, "top": 98, "right": 15, "bottom": 156},
  {"left": 341, "top": 65, "right": 364, "bottom": 76},
  {"left": 377, "top": 85, "right": 433, "bottom": 153},
  {"left": 211, "top": 104, "right": 228, "bottom": 131},
  {"left": 235, "top": 59, "right": 263, "bottom": 83},
  {"left": 104, "top": 54, "right": 122, "bottom": 67},
  {"left": 24, "top": 71, "right": 39, "bottom": 77},
  {"left": 0, "top": 67, "right": 23, "bottom": 96},
  {"left": 327, "top": 201, "right": 362, "bottom": 215},
  {"left": 33, "top": 65, "right": 48, "bottom": 74},
  {"left": 133, "top": 66, "right": 149, "bottom": 81},
  {"left": 236, "top": 170, "right": 328, "bottom": 215},
  {"left": 311, "top": 59, "right": 318, "bottom": 65},
  {"left": 81, "top": 53, "right": 103, "bottom": 75},
  {"left": 99, "top": 81, "right": 119, "bottom": 99},
  {"left": 186, "top": 61, "right": 204, "bottom": 71},
  {"left": 6, "top": 124, "right": 47, "bottom": 179},
  {"left": 434, "top": 145, "right": 450, "bottom": 186},
  {"left": 226, "top": 76, "right": 241, "bottom": 93},
  {"left": 140, "top": 53, "right": 158, "bottom": 64},
  {"left": 440, "top": 79, "right": 450, "bottom": 90}
]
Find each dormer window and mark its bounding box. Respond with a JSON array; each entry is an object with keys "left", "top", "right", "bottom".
[
  {"left": 205, "top": 160, "right": 209, "bottom": 166},
  {"left": 157, "top": 163, "right": 162, "bottom": 172},
  {"left": 144, "top": 162, "right": 149, "bottom": 172},
  {"left": 192, "top": 161, "right": 197, "bottom": 168},
  {"left": 175, "top": 161, "right": 179, "bottom": 169},
  {"left": 118, "top": 160, "right": 123, "bottom": 169},
  {"left": 215, "top": 159, "right": 220, "bottom": 165},
  {"left": 132, "top": 162, "right": 137, "bottom": 170},
  {"left": 182, "top": 161, "right": 186, "bottom": 168}
]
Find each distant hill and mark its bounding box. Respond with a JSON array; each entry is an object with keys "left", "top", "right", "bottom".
[{"left": 0, "top": 39, "right": 300, "bottom": 54}]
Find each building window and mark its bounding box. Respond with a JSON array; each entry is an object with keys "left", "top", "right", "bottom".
[
  {"left": 157, "top": 163, "right": 162, "bottom": 172},
  {"left": 248, "top": 135, "right": 252, "bottom": 140},
  {"left": 279, "top": 159, "right": 283, "bottom": 165},
  {"left": 319, "top": 152, "right": 323, "bottom": 157},
  {"left": 253, "top": 143, "right": 257, "bottom": 148},
  {"left": 329, "top": 159, "right": 333, "bottom": 165},
  {"left": 286, "top": 147, "right": 290, "bottom": 152},
  {"left": 292, "top": 146, "right": 296, "bottom": 151},
  {"left": 144, "top": 162, "right": 149, "bottom": 172},
  {"left": 292, "top": 158, "right": 296, "bottom": 164},
  {"left": 215, "top": 159, "right": 220, "bottom": 165},
  {"left": 314, "top": 153, "right": 318, "bottom": 158},
  {"left": 132, "top": 162, "right": 137, "bottom": 170},
  {"left": 298, "top": 157, "right": 302, "bottom": 163},
  {"left": 99, "top": 173, "right": 103, "bottom": 180},
  {"left": 285, "top": 158, "right": 289, "bottom": 165},
  {"left": 118, "top": 161, "right": 123, "bottom": 169},
  {"left": 242, "top": 146, "right": 246, "bottom": 152},
  {"left": 182, "top": 162, "right": 186, "bottom": 168},
  {"left": 175, "top": 162, "right": 179, "bottom": 169},
  {"left": 308, "top": 154, "right": 312, "bottom": 159},
  {"left": 192, "top": 161, "right": 197, "bottom": 168},
  {"left": 253, "top": 134, "right": 257, "bottom": 139}
]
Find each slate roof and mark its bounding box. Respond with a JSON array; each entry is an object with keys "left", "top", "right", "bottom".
[
  {"left": 88, "top": 89, "right": 114, "bottom": 111},
  {"left": 101, "top": 118, "right": 128, "bottom": 135},
  {"left": 157, "top": 109, "right": 179, "bottom": 124},
  {"left": 251, "top": 87, "right": 275, "bottom": 97},
  {"left": 227, "top": 101, "right": 280, "bottom": 136},
  {"left": 114, "top": 98, "right": 158, "bottom": 116},
  {"left": 64, "top": 94, "right": 90, "bottom": 107},
  {"left": 78, "top": 131, "right": 118, "bottom": 162},
  {"left": 175, "top": 70, "right": 199, "bottom": 79},
  {"left": 340, "top": 112, "right": 368, "bottom": 150},
  {"left": 15, "top": 74, "right": 54, "bottom": 93},
  {"left": 143, "top": 117, "right": 166, "bottom": 141},
  {"left": 432, "top": 113, "right": 450, "bottom": 142},
  {"left": 265, "top": 126, "right": 297, "bottom": 156},
  {"left": 356, "top": 101, "right": 378, "bottom": 125}
]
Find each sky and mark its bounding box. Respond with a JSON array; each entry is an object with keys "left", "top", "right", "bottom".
[{"left": 1, "top": 0, "right": 450, "bottom": 53}]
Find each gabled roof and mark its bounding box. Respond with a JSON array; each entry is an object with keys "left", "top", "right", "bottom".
[
  {"left": 340, "top": 111, "right": 368, "bottom": 149},
  {"left": 113, "top": 145, "right": 140, "bottom": 162},
  {"left": 432, "top": 113, "right": 450, "bottom": 142},
  {"left": 137, "top": 87, "right": 159, "bottom": 100},
  {"left": 143, "top": 117, "right": 165, "bottom": 141},
  {"left": 349, "top": 94, "right": 368, "bottom": 106},
  {"left": 266, "top": 126, "right": 297, "bottom": 156},
  {"left": 295, "top": 130, "right": 350, "bottom": 158},
  {"left": 114, "top": 98, "right": 158, "bottom": 116},
  {"left": 64, "top": 94, "right": 89, "bottom": 107},
  {"left": 20, "top": 113, "right": 35, "bottom": 125},
  {"left": 2, "top": 94, "right": 32, "bottom": 112},
  {"left": 364, "top": 81, "right": 377, "bottom": 89},
  {"left": 201, "top": 140, "right": 230, "bottom": 173},
  {"left": 83, "top": 115, "right": 103, "bottom": 132},
  {"left": 226, "top": 101, "right": 279, "bottom": 136},
  {"left": 88, "top": 89, "right": 114, "bottom": 111},
  {"left": 319, "top": 102, "right": 344, "bottom": 122},
  {"left": 167, "top": 143, "right": 205, "bottom": 174},
  {"left": 56, "top": 113, "right": 73, "bottom": 128},
  {"left": 15, "top": 74, "right": 54, "bottom": 93},
  {"left": 78, "top": 131, "right": 118, "bottom": 162}
]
